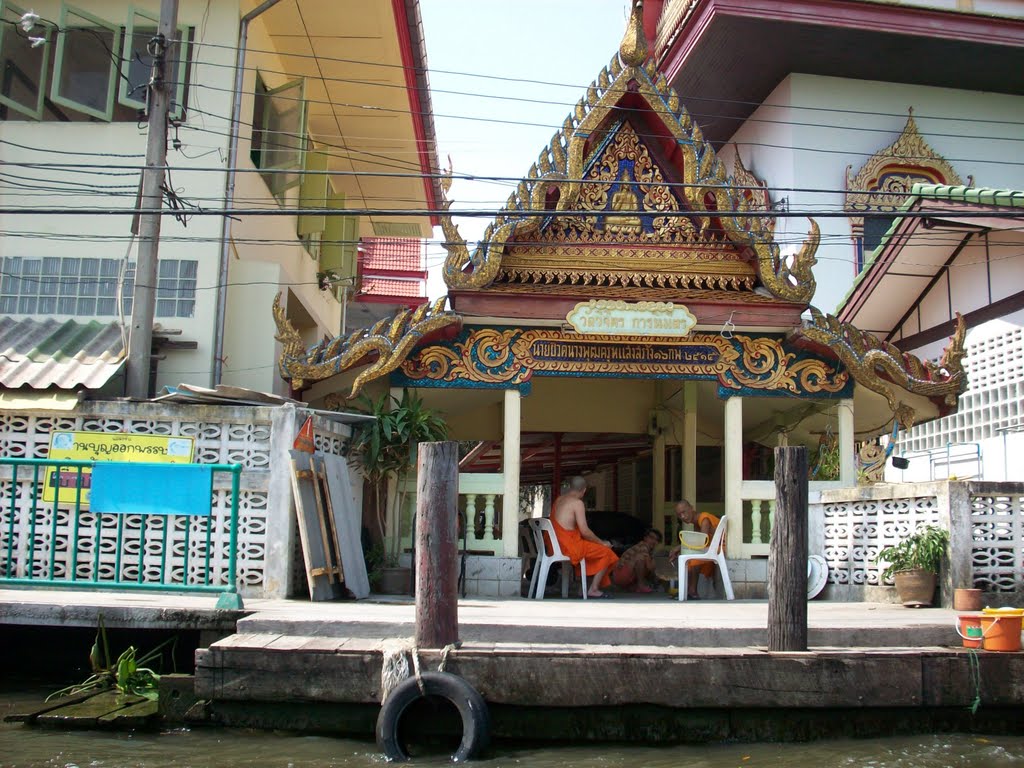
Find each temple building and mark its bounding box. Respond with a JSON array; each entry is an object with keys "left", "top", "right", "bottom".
[{"left": 275, "top": 1, "right": 970, "bottom": 596}]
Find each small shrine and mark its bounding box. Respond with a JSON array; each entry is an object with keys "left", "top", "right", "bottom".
[{"left": 274, "top": 1, "right": 967, "bottom": 590}]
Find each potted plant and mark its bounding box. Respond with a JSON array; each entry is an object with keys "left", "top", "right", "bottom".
[
  {"left": 347, "top": 388, "right": 448, "bottom": 594},
  {"left": 874, "top": 524, "right": 950, "bottom": 607}
]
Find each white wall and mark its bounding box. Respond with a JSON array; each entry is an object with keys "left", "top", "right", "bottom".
[
  {"left": 724, "top": 74, "right": 1024, "bottom": 314},
  {"left": 0, "top": 1, "right": 352, "bottom": 396},
  {"left": 0, "top": 0, "right": 241, "bottom": 393}
]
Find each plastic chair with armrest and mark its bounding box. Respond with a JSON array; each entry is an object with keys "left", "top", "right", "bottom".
[
  {"left": 677, "top": 514, "right": 734, "bottom": 601},
  {"left": 527, "top": 518, "right": 587, "bottom": 600}
]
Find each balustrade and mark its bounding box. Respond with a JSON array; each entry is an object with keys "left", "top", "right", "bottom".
[{"left": 398, "top": 473, "right": 505, "bottom": 557}]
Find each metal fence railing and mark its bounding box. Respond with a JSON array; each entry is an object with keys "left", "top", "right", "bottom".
[{"left": 0, "top": 458, "right": 243, "bottom": 608}]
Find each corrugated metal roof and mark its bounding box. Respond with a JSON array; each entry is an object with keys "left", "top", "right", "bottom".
[{"left": 0, "top": 317, "right": 126, "bottom": 390}]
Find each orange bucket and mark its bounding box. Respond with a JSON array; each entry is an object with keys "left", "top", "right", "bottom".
[
  {"left": 980, "top": 608, "right": 1023, "bottom": 652},
  {"left": 955, "top": 614, "right": 983, "bottom": 648}
]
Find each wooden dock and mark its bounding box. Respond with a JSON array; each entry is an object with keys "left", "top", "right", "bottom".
[
  {"left": 4, "top": 589, "right": 1024, "bottom": 743},
  {"left": 5, "top": 690, "right": 158, "bottom": 729},
  {"left": 191, "top": 633, "right": 1024, "bottom": 742}
]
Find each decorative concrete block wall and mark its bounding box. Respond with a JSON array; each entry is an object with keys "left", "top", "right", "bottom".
[
  {"left": 0, "top": 401, "right": 355, "bottom": 600},
  {"left": 817, "top": 480, "right": 1024, "bottom": 606}
]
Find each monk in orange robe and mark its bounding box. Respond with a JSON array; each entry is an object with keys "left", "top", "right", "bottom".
[
  {"left": 550, "top": 475, "right": 619, "bottom": 598},
  {"left": 668, "top": 499, "right": 721, "bottom": 599}
]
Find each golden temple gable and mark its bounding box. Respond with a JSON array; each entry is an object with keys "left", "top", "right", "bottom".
[{"left": 439, "top": 0, "right": 819, "bottom": 307}]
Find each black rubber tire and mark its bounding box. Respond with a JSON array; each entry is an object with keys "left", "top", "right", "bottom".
[{"left": 376, "top": 671, "right": 490, "bottom": 762}]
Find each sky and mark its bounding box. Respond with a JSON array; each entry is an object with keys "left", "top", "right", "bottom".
[{"left": 419, "top": 0, "right": 632, "bottom": 299}]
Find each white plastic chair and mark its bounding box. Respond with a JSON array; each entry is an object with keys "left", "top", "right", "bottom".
[
  {"left": 677, "top": 515, "right": 734, "bottom": 601},
  {"left": 527, "top": 518, "right": 587, "bottom": 600}
]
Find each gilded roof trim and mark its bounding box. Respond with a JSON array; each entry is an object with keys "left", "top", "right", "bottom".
[
  {"left": 440, "top": 0, "right": 817, "bottom": 305},
  {"left": 273, "top": 293, "right": 462, "bottom": 395},
  {"left": 845, "top": 109, "right": 969, "bottom": 229}
]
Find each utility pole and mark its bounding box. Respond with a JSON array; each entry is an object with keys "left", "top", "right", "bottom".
[{"left": 126, "top": 0, "right": 179, "bottom": 399}]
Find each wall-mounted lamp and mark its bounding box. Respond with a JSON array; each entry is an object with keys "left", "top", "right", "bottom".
[{"left": 891, "top": 456, "right": 910, "bottom": 470}]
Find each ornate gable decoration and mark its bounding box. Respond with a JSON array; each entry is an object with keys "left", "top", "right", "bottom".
[
  {"left": 440, "top": 0, "right": 819, "bottom": 304},
  {"left": 846, "top": 109, "right": 970, "bottom": 232}
]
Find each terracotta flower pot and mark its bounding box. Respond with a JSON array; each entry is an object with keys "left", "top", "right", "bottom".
[
  {"left": 953, "top": 587, "right": 983, "bottom": 612},
  {"left": 893, "top": 568, "right": 937, "bottom": 607}
]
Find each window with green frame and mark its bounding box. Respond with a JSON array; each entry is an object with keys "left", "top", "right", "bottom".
[
  {"left": 0, "top": 1, "right": 52, "bottom": 119},
  {"left": 250, "top": 73, "right": 307, "bottom": 201},
  {"left": 0, "top": 1, "right": 192, "bottom": 122}
]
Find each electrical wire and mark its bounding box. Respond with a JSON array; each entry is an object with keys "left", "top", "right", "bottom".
[
  {"left": 165, "top": 51, "right": 1024, "bottom": 141},
  {"left": 146, "top": 28, "right": 1024, "bottom": 129}
]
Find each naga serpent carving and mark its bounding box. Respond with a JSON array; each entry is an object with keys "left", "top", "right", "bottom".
[
  {"left": 273, "top": 293, "right": 462, "bottom": 397},
  {"left": 800, "top": 307, "right": 967, "bottom": 429}
]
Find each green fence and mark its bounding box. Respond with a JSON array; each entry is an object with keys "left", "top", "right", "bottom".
[{"left": 0, "top": 458, "right": 243, "bottom": 609}]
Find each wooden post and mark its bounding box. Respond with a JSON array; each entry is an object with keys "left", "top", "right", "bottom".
[
  {"left": 415, "top": 441, "right": 459, "bottom": 648},
  {"left": 768, "top": 446, "right": 808, "bottom": 652}
]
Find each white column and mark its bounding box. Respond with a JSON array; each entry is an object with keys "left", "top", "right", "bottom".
[
  {"left": 838, "top": 397, "right": 856, "bottom": 486},
  {"left": 724, "top": 395, "right": 743, "bottom": 555},
  {"left": 682, "top": 382, "right": 697, "bottom": 506},
  {"left": 652, "top": 383, "right": 666, "bottom": 532},
  {"left": 502, "top": 389, "right": 522, "bottom": 557}
]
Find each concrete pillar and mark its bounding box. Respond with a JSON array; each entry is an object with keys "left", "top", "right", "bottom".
[
  {"left": 502, "top": 388, "right": 521, "bottom": 557},
  {"left": 265, "top": 403, "right": 299, "bottom": 598},
  {"left": 942, "top": 481, "right": 974, "bottom": 607},
  {"left": 724, "top": 395, "right": 743, "bottom": 555}
]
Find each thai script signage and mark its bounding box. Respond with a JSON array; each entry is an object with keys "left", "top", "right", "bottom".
[
  {"left": 43, "top": 431, "right": 195, "bottom": 505},
  {"left": 398, "top": 327, "right": 851, "bottom": 398},
  {"left": 566, "top": 300, "right": 697, "bottom": 337},
  {"left": 527, "top": 337, "right": 724, "bottom": 371}
]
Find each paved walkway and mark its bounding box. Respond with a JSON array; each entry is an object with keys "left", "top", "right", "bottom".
[{"left": 0, "top": 588, "right": 967, "bottom": 647}]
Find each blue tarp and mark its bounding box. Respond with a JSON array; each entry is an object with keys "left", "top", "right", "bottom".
[{"left": 90, "top": 462, "right": 214, "bottom": 516}]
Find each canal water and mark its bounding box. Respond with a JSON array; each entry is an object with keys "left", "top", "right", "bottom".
[{"left": 4, "top": 691, "right": 1024, "bottom": 768}]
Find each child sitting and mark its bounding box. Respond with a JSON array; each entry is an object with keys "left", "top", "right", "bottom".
[{"left": 610, "top": 528, "right": 663, "bottom": 593}]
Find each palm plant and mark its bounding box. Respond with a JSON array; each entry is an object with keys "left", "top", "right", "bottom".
[{"left": 347, "top": 388, "right": 448, "bottom": 562}]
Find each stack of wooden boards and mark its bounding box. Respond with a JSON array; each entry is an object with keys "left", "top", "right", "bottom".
[{"left": 288, "top": 450, "right": 369, "bottom": 600}]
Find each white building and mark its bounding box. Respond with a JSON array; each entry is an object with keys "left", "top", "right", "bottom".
[
  {"left": 649, "top": 0, "right": 1024, "bottom": 480},
  {"left": 0, "top": 0, "right": 440, "bottom": 397}
]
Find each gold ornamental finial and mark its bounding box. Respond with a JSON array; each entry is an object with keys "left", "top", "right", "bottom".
[{"left": 619, "top": 0, "right": 647, "bottom": 67}]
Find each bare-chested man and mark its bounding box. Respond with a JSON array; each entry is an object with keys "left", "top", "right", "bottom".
[{"left": 550, "top": 475, "right": 619, "bottom": 598}]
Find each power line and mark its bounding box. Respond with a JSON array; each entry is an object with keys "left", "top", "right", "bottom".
[
  {"left": 6, "top": 151, "right": 1022, "bottom": 199},
  {"left": 151, "top": 31, "right": 1024, "bottom": 129},
  {"left": 2, "top": 204, "right": 1023, "bottom": 219},
  {"left": 171, "top": 52, "right": 1024, "bottom": 141},
  {"left": 180, "top": 79, "right": 1024, "bottom": 166}
]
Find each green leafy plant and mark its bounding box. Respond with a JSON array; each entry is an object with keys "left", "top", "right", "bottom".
[
  {"left": 811, "top": 435, "right": 840, "bottom": 480},
  {"left": 874, "top": 524, "right": 950, "bottom": 581},
  {"left": 47, "top": 618, "right": 176, "bottom": 701},
  {"left": 363, "top": 541, "right": 387, "bottom": 587},
  {"left": 346, "top": 388, "right": 448, "bottom": 561}
]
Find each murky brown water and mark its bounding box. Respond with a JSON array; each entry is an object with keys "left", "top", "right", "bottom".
[{"left": 3, "top": 690, "right": 1024, "bottom": 768}]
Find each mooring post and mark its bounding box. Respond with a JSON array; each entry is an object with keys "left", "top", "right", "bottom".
[
  {"left": 415, "top": 441, "right": 460, "bottom": 648},
  {"left": 768, "top": 445, "right": 809, "bottom": 652}
]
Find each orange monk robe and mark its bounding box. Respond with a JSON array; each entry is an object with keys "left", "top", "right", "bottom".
[
  {"left": 686, "top": 511, "right": 721, "bottom": 579},
  {"left": 550, "top": 517, "right": 619, "bottom": 589}
]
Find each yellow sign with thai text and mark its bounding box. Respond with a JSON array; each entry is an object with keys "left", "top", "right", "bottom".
[
  {"left": 43, "top": 431, "right": 195, "bottom": 505},
  {"left": 566, "top": 300, "right": 697, "bottom": 337}
]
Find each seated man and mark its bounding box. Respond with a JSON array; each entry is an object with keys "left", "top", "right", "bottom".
[
  {"left": 668, "top": 499, "right": 720, "bottom": 599},
  {"left": 550, "top": 476, "right": 619, "bottom": 598},
  {"left": 611, "top": 527, "right": 663, "bottom": 593}
]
